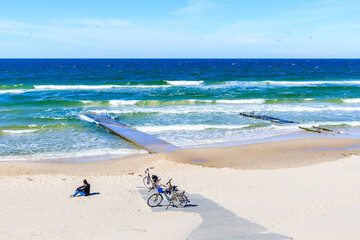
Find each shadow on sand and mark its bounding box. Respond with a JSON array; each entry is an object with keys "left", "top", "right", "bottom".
[{"left": 138, "top": 187, "right": 291, "bottom": 240}]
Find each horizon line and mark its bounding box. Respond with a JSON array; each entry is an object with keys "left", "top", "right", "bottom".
[{"left": 1, "top": 57, "right": 360, "bottom": 60}]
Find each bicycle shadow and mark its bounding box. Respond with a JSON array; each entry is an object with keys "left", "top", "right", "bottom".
[
  {"left": 155, "top": 202, "right": 198, "bottom": 208},
  {"left": 137, "top": 187, "right": 291, "bottom": 240}
]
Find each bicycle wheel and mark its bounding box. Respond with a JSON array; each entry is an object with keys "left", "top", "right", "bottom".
[
  {"left": 147, "top": 193, "right": 163, "bottom": 207},
  {"left": 143, "top": 176, "right": 152, "bottom": 189},
  {"left": 172, "top": 194, "right": 187, "bottom": 208}
]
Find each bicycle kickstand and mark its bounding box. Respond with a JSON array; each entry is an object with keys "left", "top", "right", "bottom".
[{"left": 165, "top": 201, "right": 172, "bottom": 210}]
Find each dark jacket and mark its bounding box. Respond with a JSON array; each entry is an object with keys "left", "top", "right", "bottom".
[{"left": 77, "top": 184, "right": 90, "bottom": 196}]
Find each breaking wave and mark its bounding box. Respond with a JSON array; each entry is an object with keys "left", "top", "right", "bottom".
[
  {"left": 136, "top": 124, "right": 249, "bottom": 133},
  {"left": 166, "top": 80, "right": 204, "bottom": 86}
]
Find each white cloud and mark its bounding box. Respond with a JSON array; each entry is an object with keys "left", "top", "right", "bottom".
[{"left": 0, "top": 19, "right": 34, "bottom": 31}]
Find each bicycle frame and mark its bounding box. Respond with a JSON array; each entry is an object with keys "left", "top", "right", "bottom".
[{"left": 147, "top": 179, "right": 190, "bottom": 209}]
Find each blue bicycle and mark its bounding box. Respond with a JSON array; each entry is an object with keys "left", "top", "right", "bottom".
[{"left": 147, "top": 179, "right": 189, "bottom": 209}]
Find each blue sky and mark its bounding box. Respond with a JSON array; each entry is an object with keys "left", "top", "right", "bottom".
[{"left": 0, "top": 0, "right": 359, "bottom": 58}]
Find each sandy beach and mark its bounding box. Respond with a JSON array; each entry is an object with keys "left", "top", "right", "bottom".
[
  {"left": 2, "top": 0, "right": 360, "bottom": 239},
  {"left": 1, "top": 137, "right": 360, "bottom": 240}
]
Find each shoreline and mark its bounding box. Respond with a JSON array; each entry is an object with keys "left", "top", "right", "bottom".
[
  {"left": 1, "top": 136, "right": 360, "bottom": 175},
  {"left": 168, "top": 137, "right": 360, "bottom": 169},
  {"left": 189, "top": 127, "right": 360, "bottom": 148},
  {"left": 2, "top": 127, "right": 360, "bottom": 163}
]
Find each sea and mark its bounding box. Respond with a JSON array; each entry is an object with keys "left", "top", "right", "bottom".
[{"left": 1, "top": 59, "right": 360, "bottom": 161}]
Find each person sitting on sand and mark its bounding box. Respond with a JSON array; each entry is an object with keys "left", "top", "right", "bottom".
[{"left": 70, "top": 179, "right": 90, "bottom": 198}]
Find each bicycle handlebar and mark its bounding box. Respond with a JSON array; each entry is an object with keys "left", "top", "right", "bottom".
[
  {"left": 144, "top": 167, "right": 154, "bottom": 173},
  {"left": 166, "top": 178, "right": 173, "bottom": 185}
]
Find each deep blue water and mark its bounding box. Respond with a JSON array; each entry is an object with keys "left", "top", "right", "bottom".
[{"left": 1, "top": 59, "right": 360, "bottom": 161}]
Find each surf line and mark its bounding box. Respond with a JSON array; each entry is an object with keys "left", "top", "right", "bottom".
[{"left": 82, "top": 113, "right": 180, "bottom": 153}]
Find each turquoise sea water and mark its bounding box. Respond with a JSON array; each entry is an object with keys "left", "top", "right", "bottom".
[{"left": 1, "top": 59, "right": 360, "bottom": 161}]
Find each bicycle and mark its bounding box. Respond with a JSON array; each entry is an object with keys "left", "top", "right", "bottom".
[
  {"left": 162, "top": 178, "right": 177, "bottom": 199},
  {"left": 164, "top": 179, "right": 190, "bottom": 204},
  {"left": 143, "top": 167, "right": 160, "bottom": 190},
  {"left": 147, "top": 179, "right": 190, "bottom": 209}
]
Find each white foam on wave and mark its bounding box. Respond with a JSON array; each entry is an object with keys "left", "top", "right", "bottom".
[
  {"left": 0, "top": 89, "right": 26, "bottom": 94},
  {"left": 1, "top": 129, "right": 38, "bottom": 134},
  {"left": 34, "top": 85, "right": 124, "bottom": 90},
  {"left": 91, "top": 108, "right": 240, "bottom": 115},
  {"left": 259, "top": 80, "right": 360, "bottom": 86},
  {"left": 167, "top": 80, "right": 204, "bottom": 86},
  {"left": 0, "top": 148, "right": 147, "bottom": 162},
  {"left": 343, "top": 98, "right": 360, "bottom": 104},
  {"left": 33, "top": 116, "right": 68, "bottom": 120},
  {"left": 107, "top": 99, "right": 265, "bottom": 106},
  {"left": 136, "top": 124, "right": 249, "bottom": 133},
  {"left": 190, "top": 99, "right": 213, "bottom": 103},
  {"left": 251, "top": 121, "right": 360, "bottom": 131},
  {"left": 109, "top": 100, "right": 139, "bottom": 106},
  {"left": 125, "top": 85, "right": 169, "bottom": 88},
  {"left": 80, "top": 100, "right": 109, "bottom": 106},
  {"left": 3, "top": 80, "right": 360, "bottom": 95},
  {"left": 34, "top": 85, "right": 169, "bottom": 90},
  {"left": 303, "top": 121, "right": 360, "bottom": 127},
  {"left": 91, "top": 104, "right": 360, "bottom": 115},
  {"left": 80, "top": 100, "right": 94, "bottom": 104},
  {"left": 79, "top": 114, "right": 96, "bottom": 123},
  {"left": 271, "top": 124, "right": 299, "bottom": 129},
  {"left": 274, "top": 106, "right": 360, "bottom": 112},
  {"left": 216, "top": 99, "right": 265, "bottom": 104}
]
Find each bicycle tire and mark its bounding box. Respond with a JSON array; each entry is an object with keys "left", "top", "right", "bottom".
[
  {"left": 143, "top": 176, "right": 152, "bottom": 189},
  {"left": 172, "top": 194, "right": 187, "bottom": 208},
  {"left": 147, "top": 193, "right": 163, "bottom": 207}
]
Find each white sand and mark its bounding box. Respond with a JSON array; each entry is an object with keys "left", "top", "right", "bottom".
[
  {"left": 150, "top": 155, "right": 360, "bottom": 240},
  {"left": 1, "top": 138, "right": 360, "bottom": 239},
  {"left": 0, "top": 175, "right": 201, "bottom": 240}
]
